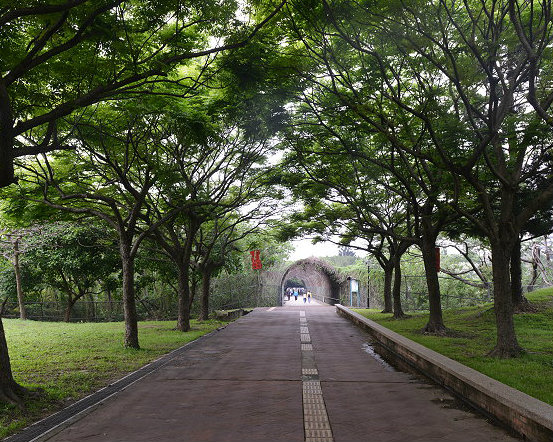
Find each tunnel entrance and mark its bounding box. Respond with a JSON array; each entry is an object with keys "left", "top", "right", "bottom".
[
  {"left": 283, "top": 277, "right": 306, "bottom": 291},
  {"left": 280, "top": 258, "right": 344, "bottom": 305}
]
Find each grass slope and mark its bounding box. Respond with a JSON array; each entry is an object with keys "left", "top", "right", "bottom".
[
  {"left": 355, "top": 288, "right": 553, "bottom": 406},
  {"left": 1, "top": 318, "right": 228, "bottom": 438}
]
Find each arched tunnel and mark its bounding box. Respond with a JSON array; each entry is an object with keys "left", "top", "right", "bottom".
[{"left": 280, "top": 258, "right": 343, "bottom": 305}]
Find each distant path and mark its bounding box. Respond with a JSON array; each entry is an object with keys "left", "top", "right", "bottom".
[{"left": 44, "top": 306, "right": 519, "bottom": 442}]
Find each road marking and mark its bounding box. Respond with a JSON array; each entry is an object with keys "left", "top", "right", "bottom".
[{"left": 300, "top": 313, "right": 334, "bottom": 442}]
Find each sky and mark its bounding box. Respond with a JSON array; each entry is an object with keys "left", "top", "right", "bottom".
[
  {"left": 288, "top": 236, "right": 369, "bottom": 261},
  {"left": 289, "top": 238, "right": 339, "bottom": 261}
]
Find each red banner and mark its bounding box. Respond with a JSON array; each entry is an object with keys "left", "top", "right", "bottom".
[
  {"left": 250, "top": 250, "right": 262, "bottom": 270},
  {"left": 435, "top": 247, "right": 440, "bottom": 272}
]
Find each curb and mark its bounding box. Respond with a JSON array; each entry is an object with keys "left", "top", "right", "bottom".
[
  {"left": 3, "top": 322, "right": 233, "bottom": 442},
  {"left": 336, "top": 305, "right": 553, "bottom": 442}
]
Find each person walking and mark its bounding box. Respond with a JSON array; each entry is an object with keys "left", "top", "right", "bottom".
[
  {"left": 307, "top": 291, "right": 312, "bottom": 303},
  {"left": 303, "top": 290, "right": 307, "bottom": 303},
  {"left": 293, "top": 287, "right": 298, "bottom": 301}
]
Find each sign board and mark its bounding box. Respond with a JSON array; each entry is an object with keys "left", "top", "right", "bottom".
[{"left": 349, "top": 278, "right": 359, "bottom": 306}]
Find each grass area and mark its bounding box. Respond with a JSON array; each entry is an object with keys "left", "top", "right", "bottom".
[
  {"left": 1, "top": 318, "right": 229, "bottom": 439},
  {"left": 354, "top": 288, "right": 553, "bottom": 406}
]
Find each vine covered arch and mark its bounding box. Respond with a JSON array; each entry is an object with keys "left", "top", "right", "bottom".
[{"left": 280, "top": 258, "right": 344, "bottom": 305}]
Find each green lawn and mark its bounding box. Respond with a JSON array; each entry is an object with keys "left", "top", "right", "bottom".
[
  {"left": 1, "top": 318, "right": 228, "bottom": 438},
  {"left": 354, "top": 288, "right": 553, "bottom": 406}
]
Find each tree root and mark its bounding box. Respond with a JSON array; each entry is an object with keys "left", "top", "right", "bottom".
[
  {"left": 0, "top": 382, "right": 45, "bottom": 411},
  {"left": 487, "top": 345, "right": 525, "bottom": 359},
  {"left": 393, "top": 312, "right": 411, "bottom": 320},
  {"left": 513, "top": 297, "right": 538, "bottom": 313},
  {"left": 422, "top": 322, "right": 448, "bottom": 336},
  {"left": 0, "top": 384, "right": 26, "bottom": 410}
]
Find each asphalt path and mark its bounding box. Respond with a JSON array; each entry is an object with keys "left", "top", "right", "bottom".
[{"left": 43, "top": 305, "right": 520, "bottom": 442}]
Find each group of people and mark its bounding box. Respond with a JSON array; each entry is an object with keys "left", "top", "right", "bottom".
[{"left": 285, "top": 287, "right": 313, "bottom": 303}]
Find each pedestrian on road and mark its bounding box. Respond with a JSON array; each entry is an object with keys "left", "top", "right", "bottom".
[
  {"left": 293, "top": 288, "right": 298, "bottom": 301},
  {"left": 307, "top": 291, "right": 312, "bottom": 303}
]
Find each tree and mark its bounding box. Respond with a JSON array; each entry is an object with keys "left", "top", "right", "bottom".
[
  {"left": 18, "top": 104, "right": 168, "bottom": 348},
  {"left": 0, "top": 0, "right": 287, "bottom": 186},
  {"left": 291, "top": 0, "right": 553, "bottom": 356},
  {"left": 0, "top": 0, "right": 288, "bottom": 408},
  {"left": 338, "top": 244, "right": 355, "bottom": 257},
  {"left": 195, "top": 207, "right": 277, "bottom": 320},
  {"left": 0, "top": 230, "right": 28, "bottom": 319},
  {"left": 23, "top": 222, "right": 118, "bottom": 322},
  {"left": 273, "top": 150, "right": 415, "bottom": 318},
  {"left": 149, "top": 113, "right": 277, "bottom": 329}
]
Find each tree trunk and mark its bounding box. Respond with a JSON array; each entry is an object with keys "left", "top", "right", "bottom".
[
  {"left": 107, "top": 286, "right": 113, "bottom": 321},
  {"left": 199, "top": 266, "right": 212, "bottom": 321},
  {"left": 176, "top": 222, "right": 197, "bottom": 332},
  {"left": 13, "top": 238, "right": 26, "bottom": 320},
  {"left": 392, "top": 253, "right": 406, "bottom": 319},
  {"left": 64, "top": 297, "right": 75, "bottom": 323},
  {"left": 511, "top": 237, "right": 533, "bottom": 312},
  {"left": 382, "top": 262, "right": 393, "bottom": 313},
  {"left": 176, "top": 262, "right": 191, "bottom": 332},
  {"left": 420, "top": 228, "right": 446, "bottom": 334},
  {"left": 0, "top": 81, "right": 15, "bottom": 188},
  {"left": 120, "top": 243, "right": 139, "bottom": 349},
  {"left": 0, "top": 317, "right": 26, "bottom": 408},
  {"left": 489, "top": 239, "right": 523, "bottom": 357},
  {"left": 189, "top": 273, "right": 197, "bottom": 311},
  {"left": 528, "top": 246, "right": 539, "bottom": 292}
]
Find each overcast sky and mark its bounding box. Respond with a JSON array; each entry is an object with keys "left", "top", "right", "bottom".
[{"left": 288, "top": 238, "right": 340, "bottom": 261}]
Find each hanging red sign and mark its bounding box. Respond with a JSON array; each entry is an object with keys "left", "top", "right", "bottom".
[
  {"left": 250, "top": 250, "right": 262, "bottom": 270},
  {"left": 435, "top": 247, "right": 441, "bottom": 272}
]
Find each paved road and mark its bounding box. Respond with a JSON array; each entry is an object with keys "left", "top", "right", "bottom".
[{"left": 47, "top": 306, "right": 519, "bottom": 442}]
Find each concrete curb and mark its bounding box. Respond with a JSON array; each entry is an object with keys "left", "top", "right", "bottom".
[{"left": 336, "top": 305, "right": 553, "bottom": 442}]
